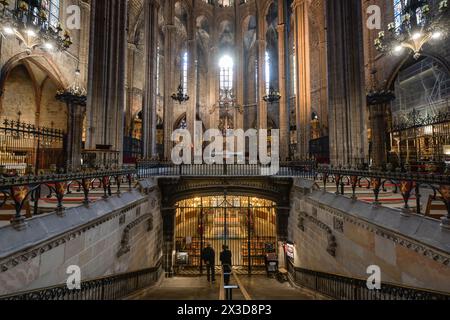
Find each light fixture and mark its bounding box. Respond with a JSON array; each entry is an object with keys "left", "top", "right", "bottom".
[
  {"left": 394, "top": 45, "right": 404, "bottom": 53},
  {"left": 3, "top": 26, "right": 14, "bottom": 35},
  {"left": 56, "top": 68, "right": 87, "bottom": 106},
  {"left": 0, "top": 3, "right": 72, "bottom": 53},
  {"left": 374, "top": 0, "right": 448, "bottom": 59},
  {"left": 25, "top": 29, "right": 36, "bottom": 37},
  {"left": 171, "top": 84, "right": 189, "bottom": 104},
  {"left": 432, "top": 31, "right": 443, "bottom": 39},
  {"left": 263, "top": 87, "right": 282, "bottom": 104},
  {"left": 412, "top": 32, "right": 422, "bottom": 40},
  {"left": 43, "top": 42, "right": 53, "bottom": 50}
]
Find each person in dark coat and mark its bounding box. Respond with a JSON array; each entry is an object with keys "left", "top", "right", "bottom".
[
  {"left": 220, "top": 245, "right": 232, "bottom": 285},
  {"left": 201, "top": 243, "right": 215, "bottom": 282}
]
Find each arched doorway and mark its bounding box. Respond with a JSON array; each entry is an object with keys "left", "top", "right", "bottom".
[{"left": 174, "top": 194, "right": 277, "bottom": 272}]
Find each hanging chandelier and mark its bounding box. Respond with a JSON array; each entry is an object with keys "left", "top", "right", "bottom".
[
  {"left": 171, "top": 84, "right": 189, "bottom": 104},
  {"left": 374, "top": 0, "right": 448, "bottom": 59},
  {"left": 0, "top": 0, "right": 72, "bottom": 54},
  {"left": 56, "top": 69, "right": 87, "bottom": 105},
  {"left": 263, "top": 87, "right": 281, "bottom": 104}
]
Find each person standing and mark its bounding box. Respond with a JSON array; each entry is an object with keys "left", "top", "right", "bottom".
[
  {"left": 220, "top": 245, "right": 232, "bottom": 285},
  {"left": 201, "top": 243, "right": 216, "bottom": 283}
]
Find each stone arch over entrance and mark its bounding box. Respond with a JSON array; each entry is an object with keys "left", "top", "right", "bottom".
[{"left": 159, "top": 177, "right": 292, "bottom": 275}]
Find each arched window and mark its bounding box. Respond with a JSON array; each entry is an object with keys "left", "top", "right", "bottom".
[
  {"left": 393, "top": 0, "right": 407, "bottom": 29},
  {"left": 182, "top": 51, "right": 188, "bottom": 94},
  {"left": 48, "top": 0, "right": 60, "bottom": 28},
  {"left": 219, "top": 55, "right": 234, "bottom": 91},
  {"left": 39, "top": 0, "right": 60, "bottom": 29}
]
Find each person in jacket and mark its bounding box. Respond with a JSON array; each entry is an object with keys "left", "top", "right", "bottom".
[{"left": 201, "top": 243, "right": 215, "bottom": 282}]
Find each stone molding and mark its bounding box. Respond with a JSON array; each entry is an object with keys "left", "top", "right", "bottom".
[
  {"left": 117, "top": 212, "right": 154, "bottom": 258},
  {"left": 0, "top": 198, "right": 149, "bottom": 273},
  {"left": 298, "top": 211, "right": 337, "bottom": 257},
  {"left": 303, "top": 197, "right": 450, "bottom": 266}
]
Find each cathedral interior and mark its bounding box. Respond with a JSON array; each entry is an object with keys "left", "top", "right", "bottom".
[{"left": 0, "top": 0, "right": 449, "bottom": 303}]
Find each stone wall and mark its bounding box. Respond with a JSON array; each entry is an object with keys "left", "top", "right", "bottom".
[
  {"left": 288, "top": 179, "right": 450, "bottom": 293},
  {"left": 0, "top": 179, "right": 163, "bottom": 296}
]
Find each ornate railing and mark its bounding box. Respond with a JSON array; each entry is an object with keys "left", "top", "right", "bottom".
[
  {"left": 0, "top": 261, "right": 162, "bottom": 300},
  {"left": 315, "top": 166, "right": 450, "bottom": 222},
  {"left": 0, "top": 118, "right": 65, "bottom": 174},
  {"left": 136, "top": 160, "right": 317, "bottom": 179},
  {"left": 287, "top": 261, "right": 450, "bottom": 300},
  {"left": 0, "top": 168, "right": 137, "bottom": 230}
]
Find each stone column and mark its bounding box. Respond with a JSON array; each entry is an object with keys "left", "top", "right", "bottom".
[
  {"left": 293, "top": 0, "right": 311, "bottom": 157},
  {"left": 142, "top": 0, "right": 159, "bottom": 159},
  {"left": 256, "top": 38, "right": 267, "bottom": 131},
  {"left": 235, "top": 25, "right": 244, "bottom": 131},
  {"left": 326, "top": 0, "right": 368, "bottom": 167},
  {"left": 86, "top": 0, "right": 128, "bottom": 163},
  {"left": 186, "top": 37, "right": 197, "bottom": 134},
  {"left": 162, "top": 208, "right": 176, "bottom": 277},
  {"left": 278, "top": 0, "right": 289, "bottom": 161},
  {"left": 368, "top": 98, "right": 391, "bottom": 168},
  {"left": 163, "top": 22, "right": 176, "bottom": 160},
  {"left": 277, "top": 208, "right": 290, "bottom": 242},
  {"left": 66, "top": 102, "right": 86, "bottom": 170},
  {"left": 78, "top": 1, "right": 90, "bottom": 87},
  {"left": 208, "top": 46, "right": 219, "bottom": 130}
]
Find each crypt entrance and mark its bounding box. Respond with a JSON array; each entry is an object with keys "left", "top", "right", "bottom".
[
  {"left": 175, "top": 195, "right": 277, "bottom": 271},
  {"left": 159, "top": 177, "right": 292, "bottom": 276}
]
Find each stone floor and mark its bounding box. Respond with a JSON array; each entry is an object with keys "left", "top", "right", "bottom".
[{"left": 131, "top": 275, "right": 317, "bottom": 300}]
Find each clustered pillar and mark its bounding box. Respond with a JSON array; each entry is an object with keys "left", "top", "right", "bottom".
[
  {"left": 278, "top": 0, "right": 289, "bottom": 161},
  {"left": 293, "top": 0, "right": 311, "bottom": 158},
  {"left": 86, "top": 0, "right": 128, "bottom": 163},
  {"left": 326, "top": 0, "right": 368, "bottom": 167},
  {"left": 142, "top": 0, "right": 160, "bottom": 159}
]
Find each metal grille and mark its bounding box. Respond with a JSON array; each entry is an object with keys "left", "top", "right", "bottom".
[
  {"left": 0, "top": 119, "right": 65, "bottom": 174},
  {"left": 175, "top": 195, "right": 277, "bottom": 272}
]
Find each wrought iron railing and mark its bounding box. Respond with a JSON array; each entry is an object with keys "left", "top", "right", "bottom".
[
  {"left": 287, "top": 261, "right": 450, "bottom": 300},
  {"left": 0, "top": 261, "right": 162, "bottom": 300},
  {"left": 136, "top": 160, "right": 317, "bottom": 179},
  {"left": 0, "top": 168, "right": 136, "bottom": 229},
  {"left": 0, "top": 119, "right": 65, "bottom": 175},
  {"left": 315, "top": 166, "right": 450, "bottom": 221}
]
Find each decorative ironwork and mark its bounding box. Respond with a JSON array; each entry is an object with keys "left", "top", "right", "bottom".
[
  {"left": 367, "top": 89, "right": 396, "bottom": 106},
  {"left": 56, "top": 69, "right": 87, "bottom": 106},
  {"left": 263, "top": 87, "right": 282, "bottom": 104},
  {"left": 0, "top": 260, "right": 162, "bottom": 300},
  {"left": 374, "top": 0, "right": 448, "bottom": 59},
  {"left": 0, "top": 0, "right": 72, "bottom": 53},
  {"left": 171, "top": 84, "right": 189, "bottom": 104},
  {"left": 315, "top": 165, "right": 450, "bottom": 225},
  {"left": 0, "top": 168, "right": 136, "bottom": 230},
  {"left": 391, "top": 108, "right": 450, "bottom": 132},
  {"left": 0, "top": 118, "right": 65, "bottom": 175},
  {"left": 287, "top": 261, "right": 450, "bottom": 300}
]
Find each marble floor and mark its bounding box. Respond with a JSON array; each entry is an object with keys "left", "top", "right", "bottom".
[{"left": 130, "top": 275, "right": 318, "bottom": 300}]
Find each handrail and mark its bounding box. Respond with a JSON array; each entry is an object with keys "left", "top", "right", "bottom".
[
  {"left": 287, "top": 261, "right": 450, "bottom": 300},
  {"left": 0, "top": 260, "right": 163, "bottom": 300},
  {"left": 0, "top": 168, "right": 137, "bottom": 230}
]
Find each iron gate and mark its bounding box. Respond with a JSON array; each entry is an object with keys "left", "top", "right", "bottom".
[{"left": 175, "top": 195, "right": 277, "bottom": 273}]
